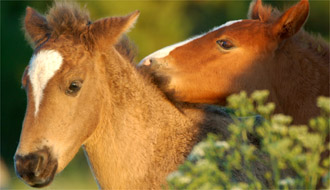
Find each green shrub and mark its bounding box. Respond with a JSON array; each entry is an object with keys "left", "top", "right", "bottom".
[{"left": 167, "top": 91, "right": 330, "bottom": 190}]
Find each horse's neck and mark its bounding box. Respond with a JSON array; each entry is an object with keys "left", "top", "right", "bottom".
[
  {"left": 83, "top": 49, "right": 207, "bottom": 189},
  {"left": 268, "top": 31, "right": 329, "bottom": 124}
]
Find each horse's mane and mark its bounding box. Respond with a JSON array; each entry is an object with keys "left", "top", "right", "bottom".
[
  {"left": 47, "top": 2, "right": 90, "bottom": 38},
  {"left": 115, "top": 35, "right": 137, "bottom": 64},
  {"left": 38, "top": 2, "right": 137, "bottom": 62},
  {"left": 247, "top": 1, "right": 281, "bottom": 23}
]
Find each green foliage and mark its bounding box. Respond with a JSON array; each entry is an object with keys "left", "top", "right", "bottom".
[{"left": 167, "top": 91, "right": 330, "bottom": 190}]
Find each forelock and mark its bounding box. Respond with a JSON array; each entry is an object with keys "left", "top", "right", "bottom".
[{"left": 46, "top": 2, "right": 91, "bottom": 38}]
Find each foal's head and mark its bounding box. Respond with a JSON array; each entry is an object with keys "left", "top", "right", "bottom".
[
  {"left": 139, "top": 0, "right": 309, "bottom": 104},
  {"left": 14, "top": 3, "right": 139, "bottom": 187}
]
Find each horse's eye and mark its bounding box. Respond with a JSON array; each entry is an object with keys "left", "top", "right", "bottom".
[
  {"left": 66, "top": 80, "right": 82, "bottom": 96},
  {"left": 216, "top": 39, "right": 234, "bottom": 50}
]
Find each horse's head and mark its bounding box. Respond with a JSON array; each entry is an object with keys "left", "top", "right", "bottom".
[
  {"left": 14, "top": 3, "right": 139, "bottom": 187},
  {"left": 139, "top": 0, "right": 309, "bottom": 104}
]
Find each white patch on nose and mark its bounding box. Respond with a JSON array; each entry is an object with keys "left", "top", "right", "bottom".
[
  {"left": 28, "top": 50, "right": 63, "bottom": 116},
  {"left": 138, "top": 19, "right": 242, "bottom": 66}
]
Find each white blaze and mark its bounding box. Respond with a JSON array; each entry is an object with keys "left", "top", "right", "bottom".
[
  {"left": 138, "top": 19, "right": 242, "bottom": 66},
  {"left": 28, "top": 50, "right": 63, "bottom": 116}
]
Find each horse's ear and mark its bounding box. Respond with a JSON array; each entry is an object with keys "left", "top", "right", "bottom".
[
  {"left": 271, "top": 0, "right": 309, "bottom": 40},
  {"left": 24, "top": 7, "right": 50, "bottom": 47},
  {"left": 88, "top": 10, "right": 140, "bottom": 48},
  {"left": 248, "top": 0, "right": 268, "bottom": 21}
]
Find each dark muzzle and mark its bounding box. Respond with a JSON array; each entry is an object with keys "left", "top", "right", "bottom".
[{"left": 14, "top": 147, "right": 58, "bottom": 188}]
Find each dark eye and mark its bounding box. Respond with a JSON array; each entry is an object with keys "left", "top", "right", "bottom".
[
  {"left": 216, "top": 39, "right": 234, "bottom": 50},
  {"left": 66, "top": 80, "right": 82, "bottom": 96}
]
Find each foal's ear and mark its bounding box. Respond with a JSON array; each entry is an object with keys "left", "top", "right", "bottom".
[
  {"left": 88, "top": 10, "right": 140, "bottom": 48},
  {"left": 271, "top": 0, "right": 309, "bottom": 40},
  {"left": 24, "top": 7, "right": 50, "bottom": 47},
  {"left": 248, "top": 0, "right": 268, "bottom": 21}
]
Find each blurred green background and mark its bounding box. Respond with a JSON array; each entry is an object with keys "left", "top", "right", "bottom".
[{"left": 1, "top": 0, "right": 328, "bottom": 189}]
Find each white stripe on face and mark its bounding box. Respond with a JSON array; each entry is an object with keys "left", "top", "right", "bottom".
[
  {"left": 138, "top": 19, "right": 242, "bottom": 66},
  {"left": 28, "top": 50, "right": 63, "bottom": 116}
]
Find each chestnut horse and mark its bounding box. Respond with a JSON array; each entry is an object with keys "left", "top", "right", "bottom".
[
  {"left": 139, "top": 0, "right": 329, "bottom": 125},
  {"left": 14, "top": 3, "right": 269, "bottom": 189}
]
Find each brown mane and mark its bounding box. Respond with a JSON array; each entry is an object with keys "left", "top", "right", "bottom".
[
  {"left": 248, "top": 0, "right": 281, "bottom": 23},
  {"left": 47, "top": 2, "right": 90, "bottom": 38},
  {"left": 115, "top": 35, "right": 138, "bottom": 64}
]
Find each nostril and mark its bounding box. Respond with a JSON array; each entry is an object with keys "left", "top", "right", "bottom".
[
  {"left": 34, "top": 151, "right": 48, "bottom": 177},
  {"left": 138, "top": 58, "right": 158, "bottom": 67},
  {"left": 34, "top": 156, "right": 43, "bottom": 177},
  {"left": 14, "top": 153, "right": 43, "bottom": 178},
  {"left": 149, "top": 58, "right": 157, "bottom": 65}
]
